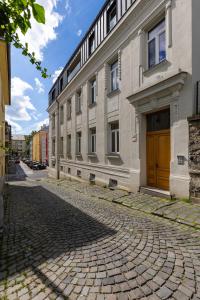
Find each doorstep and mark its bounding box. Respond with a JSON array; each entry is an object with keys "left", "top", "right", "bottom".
[{"left": 140, "top": 186, "right": 174, "bottom": 200}]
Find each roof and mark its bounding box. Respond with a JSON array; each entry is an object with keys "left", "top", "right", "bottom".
[{"left": 12, "top": 135, "right": 26, "bottom": 141}]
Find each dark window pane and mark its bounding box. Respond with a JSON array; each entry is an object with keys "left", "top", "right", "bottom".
[
  {"left": 117, "top": 131, "right": 119, "bottom": 152},
  {"left": 148, "top": 39, "right": 156, "bottom": 68},
  {"left": 159, "top": 31, "right": 166, "bottom": 62},
  {"left": 112, "top": 132, "right": 115, "bottom": 152},
  {"left": 147, "top": 109, "right": 170, "bottom": 132}
]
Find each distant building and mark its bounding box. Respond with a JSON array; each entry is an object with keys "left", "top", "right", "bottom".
[
  {"left": 0, "top": 39, "right": 11, "bottom": 232},
  {"left": 12, "top": 135, "right": 26, "bottom": 156},
  {"left": 32, "top": 126, "right": 49, "bottom": 163}
]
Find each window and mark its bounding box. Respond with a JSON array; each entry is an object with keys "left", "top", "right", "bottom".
[
  {"left": 67, "top": 99, "right": 72, "bottom": 120},
  {"left": 111, "top": 61, "right": 119, "bottom": 91},
  {"left": 52, "top": 114, "right": 55, "bottom": 129},
  {"left": 60, "top": 137, "right": 64, "bottom": 157},
  {"left": 110, "top": 122, "right": 119, "bottom": 153},
  {"left": 67, "top": 134, "right": 71, "bottom": 156},
  {"left": 76, "top": 132, "right": 82, "bottom": 154},
  {"left": 90, "top": 79, "right": 97, "bottom": 104},
  {"left": 60, "top": 78, "right": 63, "bottom": 92},
  {"left": 148, "top": 19, "right": 166, "bottom": 68},
  {"left": 60, "top": 105, "right": 64, "bottom": 124},
  {"left": 107, "top": 1, "right": 117, "bottom": 33},
  {"left": 77, "top": 170, "right": 81, "bottom": 177},
  {"left": 52, "top": 138, "right": 56, "bottom": 156},
  {"left": 68, "top": 168, "right": 71, "bottom": 174},
  {"left": 76, "top": 91, "right": 82, "bottom": 114},
  {"left": 90, "top": 128, "right": 96, "bottom": 153},
  {"left": 89, "top": 173, "right": 95, "bottom": 183},
  {"left": 89, "top": 32, "right": 95, "bottom": 55},
  {"left": 52, "top": 89, "right": 55, "bottom": 101},
  {"left": 67, "top": 53, "right": 81, "bottom": 83}
]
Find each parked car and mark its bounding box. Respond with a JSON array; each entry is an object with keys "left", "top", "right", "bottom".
[{"left": 15, "top": 159, "right": 20, "bottom": 164}]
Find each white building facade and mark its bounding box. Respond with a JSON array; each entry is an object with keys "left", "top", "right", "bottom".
[{"left": 48, "top": 0, "right": 200, "bottom": 198}]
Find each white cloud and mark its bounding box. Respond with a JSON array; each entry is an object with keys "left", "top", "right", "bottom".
[
  {"left": 52, "top": 66, "right": 63, "bottom": 83},
  {"left": 34, "top": 78, "right": 45, "bottom": 94},
  {"left": 65, "top": 0, "right": 72, "bottom": 15},
  {"left": 35, "top": 118, "right": 49, "bottom": 131},
  {"left": 77, "top": 29, "right": 82, "bottom": 37},
  {"left": 19, "top": 0, "right": 63, "bottom": 60},
  {"left": 6, "top": 77, "right": 37, "bottom": 128}
]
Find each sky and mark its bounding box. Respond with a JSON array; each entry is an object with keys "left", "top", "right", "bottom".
[{"left": 6, "top": 0, "right": 105, "bottom": 135}]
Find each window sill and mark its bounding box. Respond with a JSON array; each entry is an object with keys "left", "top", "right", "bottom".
[
  {"left": 67, "top": 154, "right": 72, "bottom": 159},
  {"left": 143, "top": 59, "right": 169, "bottom": 76},
  {"left": 76, "top": 153, "right": 82, "bottom": 157},
  {"left": 88, "top": 153, "right": 97, "bottom": 158},
  {"left": 106, "top": 153, "right": 120, "bottom": 159},
  {"left": 107, "top": 88, "right": 120, "bottom": 98},
  {"left": 88, "top": 102, "right": 97, "bottom": 108}
]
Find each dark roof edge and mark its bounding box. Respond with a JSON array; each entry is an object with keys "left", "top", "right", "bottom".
[{"left": 49, "top": 0, "right": 113, "bottom": 93}]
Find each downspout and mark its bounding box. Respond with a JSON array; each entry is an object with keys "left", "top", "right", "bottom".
[{"left": 56, "top": 99, "right": 60, "bottom": 180}]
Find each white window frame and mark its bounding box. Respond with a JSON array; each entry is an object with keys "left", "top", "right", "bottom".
[
  {"left": 76, "top": 132, "right": 82, "bottom": 154},
  {"left": 91, "top": 79, "right": 97, "bottom": 104},
  {"left": 111, "top": 61, "right": 119, "bottom": 92},
  {"left": 147, "top": 19, "right": 166, "bottom": 69},
  {"left": 110, "top": 122, "right": 119, "bottom": 154},
  {"left": 90, "top": 128, "right": 96, "bottom": 153}
]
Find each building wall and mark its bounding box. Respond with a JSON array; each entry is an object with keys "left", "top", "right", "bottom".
[
  {"left": 48, "top": 0, "right": 197, "bottom": 198},
  {"left": 32, "top": 131, "right": 48, "bottom": 162}
]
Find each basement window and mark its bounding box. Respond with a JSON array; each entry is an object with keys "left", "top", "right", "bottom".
[
  {"left": 77, "top": 170, "right": 81, "bottom": 177},
  {"left": 109, "top": 178, "right": 118, "bottom": 189}
]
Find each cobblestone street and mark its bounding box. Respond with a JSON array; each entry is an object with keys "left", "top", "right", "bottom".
[{"left": 1, "top": 168, "right": 200, "bottom": 299}]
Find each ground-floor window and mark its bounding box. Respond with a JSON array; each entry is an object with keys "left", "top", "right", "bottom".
[{"left": 109, "top": 121, "right": 119, "bottom": 153}]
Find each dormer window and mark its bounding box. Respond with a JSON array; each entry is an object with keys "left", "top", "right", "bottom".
[
  {"left": 60, "top": 77, "right": 63, "bottom": 92},
  {"left": 52, "top": 89, "right": 55, "bottom": 101},
  {"left": 107, "top": 1, "right": 117, "bottom": 33},
  {"left": 89, "top": 32, "right": 95, "bottom": 56}
]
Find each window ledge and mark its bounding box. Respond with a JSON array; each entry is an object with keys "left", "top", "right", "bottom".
[
  {"left": 67, "top": 154, "right": 72, "bottom": 159},
  {"left": 76, "top": 153, "right": 82, "bottom": 157},
  {"left": 107, "top": 88, "right": 120, "bottom": 98},
  {"left": 88, "top": 102, "right": 97, "bottom": 108},
  {"left": 143, "top": 60, "right": 169, "bottom": 76},
  {"left": 88, "top": 153, "right": 97, "bottom": 158},
  {"left": 106, "top": 153, "right": 120, "bottom": 159}
]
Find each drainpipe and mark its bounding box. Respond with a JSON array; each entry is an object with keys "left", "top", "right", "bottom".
[{"left": 56, "top": 100, "right": 60, "bottom": 180}]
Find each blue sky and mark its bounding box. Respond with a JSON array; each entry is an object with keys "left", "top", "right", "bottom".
[{"left": 6, "top": 0, "right": 105, "bottom": 135}]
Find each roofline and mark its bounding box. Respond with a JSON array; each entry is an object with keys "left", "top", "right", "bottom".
[{"left": 49, "top": 0, "right": 114, "bottom": 93}]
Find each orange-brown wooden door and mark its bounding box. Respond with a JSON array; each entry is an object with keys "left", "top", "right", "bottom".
[{"left": 147, "top": 129, "right": 170, "bottom": 190}]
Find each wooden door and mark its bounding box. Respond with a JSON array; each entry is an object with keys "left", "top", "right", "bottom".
[
  {"left": 147, "top": 130, "right": 170, "bottom": 190},
  {"left": 146, "top": 109, "right": 170, "bottom": 190}
]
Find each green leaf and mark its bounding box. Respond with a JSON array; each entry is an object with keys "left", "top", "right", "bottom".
[{"left": 32, "top": 3, "right": 45, "bottom": 24}]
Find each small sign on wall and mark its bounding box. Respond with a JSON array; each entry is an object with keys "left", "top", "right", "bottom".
[{"left": 177, "top": 155, "right": 185, "bottom": 165}]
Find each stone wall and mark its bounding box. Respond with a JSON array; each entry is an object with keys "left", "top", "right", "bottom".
[{"left": 188, "top": 115, "right": 200, "bottom": 202}]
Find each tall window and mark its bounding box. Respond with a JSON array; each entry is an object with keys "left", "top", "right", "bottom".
[
  {"left": 148, "top": 19, "right": 166, "bottom": 68},
  {"left": 52, "top": 138, "right": 56, "bottom": 156},
  {"left": 76, "top": 91, "right": 82, "bottom": 114},
  {"left": 67, "top": 99, "right": 72, "bottom": 120},
  {"left": 107, "top": 1, "right": 117, "bottom": 33},
  {"left": 52, "top": 113, "right": 55, "bottom": 129},
  {"left": 60, "top": 78, "right": 63, "bottom": 92},
  {"left": 60, "top": 137, "right": 64, "bottom": 157},
  {"left": 110, "top": 122, "right": 119, "bottom": 153},
  {"left": 52, "top": 89, "right": 55, "bottom": 101},
  {"left": 90, "top": 128, "right": 96, "bottom": 153},
  {"left": 67, "top": 134, "right": 71, "bottom": 156},
  {"left": 91, "top": 79, "right": 97, "bottom": 104},
  {"left": 89, "top": 32, "right": 95, "bottom": 56},
  {"left": 76, "top": 132, "right": 82, "bottom": 154},
  {"left": 111, "top": 61, "right": 119, "bottom": 91},
  {"left": 60, "top": 105, "right": 64, "bottom": 124}
]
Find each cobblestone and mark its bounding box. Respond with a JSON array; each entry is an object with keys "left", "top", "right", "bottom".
[{"left": 0, "top": 178, "right": 200, "bottom": 299}]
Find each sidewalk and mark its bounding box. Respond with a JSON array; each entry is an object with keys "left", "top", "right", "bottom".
[{"left": 43, "top": 177, "right": 200, "bottom": 230}]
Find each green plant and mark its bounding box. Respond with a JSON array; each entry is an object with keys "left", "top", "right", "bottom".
[{"left": 0, "top": 0, "right": 49, "bottom": 78}]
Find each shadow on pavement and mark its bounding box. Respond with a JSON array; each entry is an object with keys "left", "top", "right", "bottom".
[
  {"left": 6, "top": 162, "right": 28, "bottom": 182},
  {"left": 0, "top": 184, "right": 116, "bottom": 298}
]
